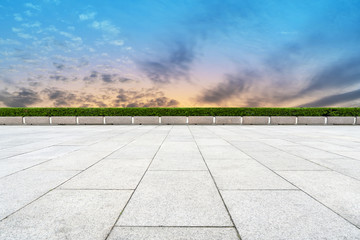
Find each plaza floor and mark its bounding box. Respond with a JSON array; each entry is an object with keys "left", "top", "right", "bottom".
[{"left": 0, "top": 125, "right": 360, "bottom": 240}]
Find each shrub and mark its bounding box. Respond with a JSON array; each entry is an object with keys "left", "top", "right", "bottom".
[{"left": 0, "top": 107, "right": 359, "bottom": 116}]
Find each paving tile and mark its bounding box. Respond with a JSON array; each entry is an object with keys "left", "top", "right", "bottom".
[
  {"left": 305, "top": 157, "right": 360, "bottom": 180},
  {"left": 61, "top": 159, "right": 150, "bottom": 189},
  {"left": 278, "top": 171, "right": 360, "bottom": 227},
  {"left": 0, "top": 150, "right": 23, "bottom": 160},
  {"left": 0, "top": 190, "right": 132, "bottom": 240},
  {"left": 198, "top": 145, "right": 251, "bottom": 160},
  {"left": 336, "top": 151, "right": 360, "bottom": 160},
  {"left": 245, "top": 151, "right": 327, "bottom": 170},
  {"left": 150, "top": 157, "right": 207, "bottom": 171},
  {"left": 0, "top": 157, "right": 51, "bottom": 178},
  {"left": 206, "top": 160, "right": 296, "bottom": 190},
  {"left": 117, "top": 171, "right": 232, "bottom": 226},
  {"left": 222, "top": 190, "right": 360, "bottom": 240},
  {"left": 108, "top": 145, "right": 160, "bottom": 159},
  {"left": 229, "top": 141, "right": 278, "bottom": 152},
  {"left": 108, "top": 227, "right": 239, "bottom": 240},
  {"left": 0, "top": 170, "right": 77, "bottom": 220},
  {"left": 35, "top": 150, "right": 112, "bottom": 170},
  {"left": 8, "top": 145, "right": 81, "bottom": 161}
]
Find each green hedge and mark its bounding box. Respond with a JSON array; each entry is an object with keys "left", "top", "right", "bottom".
[{"left": 0, "top": 107, "right": 359, "bottom": 116}]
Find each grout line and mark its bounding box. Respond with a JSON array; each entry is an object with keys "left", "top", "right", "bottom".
[
  {"left": 148, "top": 169, "right": 208, "bottom": 172},
  {"left": 58, "top": 188, "right": 135, "bottom": 191},
  {"left": 188, "top": 125, "right": 243, "bottom": 240},
  {"left": 104, "top": 125, "right": 173, "bottom": 240},
  {"left": 0, "top": 126, "right": 143, "bottom": 180},
  {"left": 0, "top": 126, "right": 154, "bottom": 222},
  {"left": 207, "top": 125, "right": 360, "bottom": 230},
  {"left": 114, "top": 225, "right": 236, "bottom": 228},
  {"left": 220, "top": 189, "right": 301, "bottom": 191}
]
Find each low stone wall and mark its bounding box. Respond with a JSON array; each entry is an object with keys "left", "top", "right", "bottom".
[{"left": 0, "top": 116, "right": 358, "bottom": 125}]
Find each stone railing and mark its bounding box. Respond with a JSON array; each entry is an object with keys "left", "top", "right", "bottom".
[{"left": 0, "top": 116, "right": 359, "bottom": 125}]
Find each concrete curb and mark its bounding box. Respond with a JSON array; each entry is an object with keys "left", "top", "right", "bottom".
[
  {"left": 0, "top": 117, "right": 23, "bottom": 125},
  {"left": 215, "top": 116, "right": 242, "bottom": 125},
  {"left": 188, "top": 116, "right": 214, "bottom": 125},
  {"left": 270, "top": 116, "right": 297, "bottom": 125},
  {"left": 161, "top": 116, "right": 187, "bottom": 125},
  {"left": 243, "top": 116, "right": 270, "bottom": 125},
  {"left": 24, "top": 117, "right": 50, "bottom": 125},
  {"left": 51, "top": 116, "right": 77, "bottom": 125},
  {"left": 327, "top": 116, "right": 355, "bottom": 125},
  {"left": 0, "top": 116, "right": 359, "bottom": 125},
  {"left": 133, "top": 116, "right": 159, "bottom": 125},
  {"left": 105, "top": 116, "right": 132, "bottom": 125},
  {"left": 78, "top": 116, "right": 104, "bottom": 125},
  {"left": 297, "top": 116, "right": 326, "bottom": 125}
]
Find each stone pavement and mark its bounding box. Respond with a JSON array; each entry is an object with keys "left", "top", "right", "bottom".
[{"left": 0, "top": 125, "right": 360, "bottom": 240}]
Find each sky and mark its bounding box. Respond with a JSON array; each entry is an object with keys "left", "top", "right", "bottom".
[{"left": 1, "top": 0, "right": 360, "bottom": 108}]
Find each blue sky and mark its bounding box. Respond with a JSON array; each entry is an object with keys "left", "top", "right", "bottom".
[{"left": 1, "top": 0, "right": 360, "bottom": 107}]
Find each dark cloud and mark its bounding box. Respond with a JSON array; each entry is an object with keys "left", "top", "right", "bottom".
[
  {"left": 101, "top": 74, "right": 113, "bottom": 83},
  {"left": 112, "top": 88, "right": 179, "bottom": 107},
  {"left": 50, "top": 75, "right": 68, "bottom": 81},
  {"left": 142, "top": 97, "right": 179, "bottom": 107},
  {"left": 139, "top": 41, "right": 195, "bottom": 84},
  {"left": 83, "top": 71, "right": 98, "bottom": 82},
  {"left": 83, "top": 71, "right": 133, "bottom": 84},
  {"left": 299, "top": 57, "right": 360, "bottom": 95},
  {"left": 299, "top": 89, "right": 360, "bottom": 107},
  {"left": 197, "top": 73, "right": 252, "bottom": 103},
  {"left": 43, "top": 88, "right": 108, "bottom": 107},
  {"left": 138, "top": 1, "right": 255, "bottom": 84},
  {"left": 0, "top": 88, "right": 41, "bottom": 107},
  {"left": 53, "top": 62, "right": 65, "bottom": 70},
  {"left": 43, "top": 88, "right": 77, "bottom": 106}
]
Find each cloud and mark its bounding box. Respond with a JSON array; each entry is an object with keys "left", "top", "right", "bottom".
[
  {"left": 43, "top": 88, "right": 76, "bottom": 106},
  {"left": 299, "top": 57, "right": 360, "bottom": 95},
  {"left": 141, "top": 97, "right": 179, "bottom": 107},
  {"left": 139, "top": 41, "right": 195, "bottom": 83},
  {"left": 43, "top": 0, "right": 61, "bottom": 5},
  {"left": 110, "top": 40, "right": 124, "bottom": 46},
  {"left": 91, "top": 20, "right": 120, "bottom": 35},
  {"left": 83, "top": 71, "right": 133, "bottom": 84},
  {"left": 197, "top": 72, "right": 253, "bottom": 103},
  {"left": 53, "top": 62, "right": 65, "bottom": 70},
  {"left": 112, "top": 88, "right": 179, "bottom": 107},
  {"left": 24, "top": 3, "right": 41, "bottom": 11},
  {"left": 299, "top": 89, "right": 360, "bottom": 107},
  {"left": 49, "top": 75, "right": 68, "bottom": 81},
  {"left": 79, "top": 12, "right": 96, "bottom": 21},
  {"left": 0, "top": 38, "right": 21, "bottom": 45},
  {"left": 0, "top": 88, "right": 41, "bottom": 107},
  {"left": 43, "top": 88, "right": 108, "bottom": 107},
  {"left": 13, "top": 14, "right": 23, "bottom": 21},
  {"left": 21, "top": 22, "right": 41, "bottom": 28}
]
